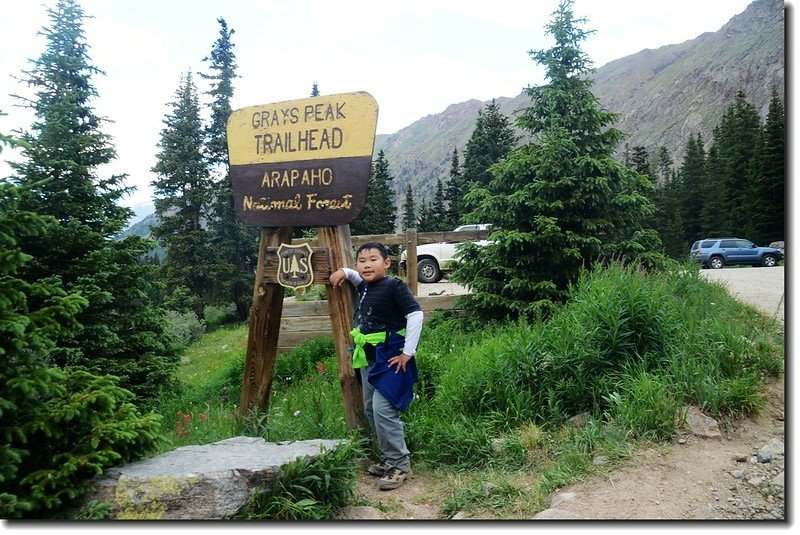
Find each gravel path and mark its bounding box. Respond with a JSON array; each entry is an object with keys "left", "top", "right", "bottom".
[
  {"left": 420, "top": 266, "right": 786, "bottom": 324},
  {"left": 699, "top": 266, "right": 785, "bottom": 322}
]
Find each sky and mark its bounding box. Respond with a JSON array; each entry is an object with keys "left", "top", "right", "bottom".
[{"left": 0, "top": 0, "right": 770, "bottom": 215}]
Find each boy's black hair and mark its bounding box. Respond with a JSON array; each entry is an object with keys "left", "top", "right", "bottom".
[{"left": 356, "top": 241, "right": 389, "bottom": 260}]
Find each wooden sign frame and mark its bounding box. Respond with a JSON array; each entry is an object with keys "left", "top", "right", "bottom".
[{"left": 238, "top": 224, "right": 364, "bottom": 429}]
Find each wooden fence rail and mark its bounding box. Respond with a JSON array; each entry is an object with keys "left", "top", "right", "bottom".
[
  {"left": 266, "top": 228, "right": 486, "bottom": 352},
  {"left": 278, "top": 294, "right": 460, "bottom": 353},
  {"left": 291, "top": 227, "right": 488, "bottom": 296}
]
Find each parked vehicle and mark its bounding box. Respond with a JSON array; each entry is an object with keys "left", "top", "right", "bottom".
[
  {"left": 689, "top": 238, "right": 783, "bottom": 269},
  {"left": 400, "top": 224, "right": 492, "bottom": 283}
]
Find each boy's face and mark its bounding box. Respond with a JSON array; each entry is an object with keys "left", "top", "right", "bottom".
[{"left": 356, "top": 247, "right": 390, "bottom": 283}]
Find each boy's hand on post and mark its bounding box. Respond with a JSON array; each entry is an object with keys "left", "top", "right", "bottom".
[
  {"left": 329, "top": 268, "right": 346, "bottom": 287},
  {"left": 388, "top": 353, "right": 412, "bottom": 373}
]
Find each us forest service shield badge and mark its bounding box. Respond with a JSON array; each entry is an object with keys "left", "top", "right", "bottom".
[{"left": 276, "top": 243, "right": 314, "bottom": 290}]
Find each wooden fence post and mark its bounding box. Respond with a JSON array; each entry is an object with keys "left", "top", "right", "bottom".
[
  {"left": 319, "top": 225, "right": 364, "bottom": 430},
  {"left": 239, "top": 226, "right": 293, "bottom": 417},
  {"left": 406, "top": 227, "right": 418, "bottom": 296}
]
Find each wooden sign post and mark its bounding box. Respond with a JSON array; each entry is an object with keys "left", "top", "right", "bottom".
[{"left": 227, "top": 92, "right": 379, "bottom": 429}]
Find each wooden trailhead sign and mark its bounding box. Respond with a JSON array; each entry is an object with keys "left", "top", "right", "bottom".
[
  {"left": 227, "top": 92, "right": 379, "bottom": 430},
  {"left": 227, "top": 91, "right": 378, "bottom": 227}
]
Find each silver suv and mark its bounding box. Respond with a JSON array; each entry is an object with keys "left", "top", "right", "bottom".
[{"left": 689, "top": 238, "right": 783, "bottom": 269}]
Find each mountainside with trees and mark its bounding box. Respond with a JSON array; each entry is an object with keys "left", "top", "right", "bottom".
[{"left": 374, "top": 0, "right": 783, "bottom": 212}]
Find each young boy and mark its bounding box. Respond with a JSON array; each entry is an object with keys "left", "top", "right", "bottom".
[{"left": 329, "top": 241, "right": 423, "bottom": 491}]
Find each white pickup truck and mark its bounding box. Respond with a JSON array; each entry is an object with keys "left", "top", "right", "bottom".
[{"left": 399, "top": 224, "right": 492, "bottom": 283}]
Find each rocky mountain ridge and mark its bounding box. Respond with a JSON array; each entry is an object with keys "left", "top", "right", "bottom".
[{"left": 374, "top": 0, "right": 784, "bottom": 206}]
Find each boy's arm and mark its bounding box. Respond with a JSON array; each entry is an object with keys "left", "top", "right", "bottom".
[
  {"left": 329, "top": 267, "right": 361, "bottom": 287},
  {"left": 402, "top": 310, "right": 423, "bottom": 356},
  {"left": 388, "top": 310, "right": 423, "bottom": 373}
]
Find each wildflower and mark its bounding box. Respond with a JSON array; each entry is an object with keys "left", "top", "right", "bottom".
[
  {"left": 198, "top": 412, "right": 207, "bottom": 422},
  {"left": 316, "top": 361, "right": 327, "bottom": 374},
  {"left": 293, "top": 410, "right": 301, "bottom": 417}
]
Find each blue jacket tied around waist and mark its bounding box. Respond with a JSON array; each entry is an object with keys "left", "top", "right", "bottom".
[{"left": 354, "top": 330, "right": 418, "bottom": 412}]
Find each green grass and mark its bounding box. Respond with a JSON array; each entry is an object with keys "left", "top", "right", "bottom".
[{"left": 153, "top": 262, "right": 784, "bottom": 518}]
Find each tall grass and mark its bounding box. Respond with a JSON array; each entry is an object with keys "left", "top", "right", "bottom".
[
  {"left": 155, "top": 263, "right": 783, "bottom": 517},
  {"left": 408, "top": 263, "right": 782, "bottom": 471}
]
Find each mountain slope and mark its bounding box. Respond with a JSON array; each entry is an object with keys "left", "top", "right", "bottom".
[
  {"left": 124, "top": 0, "right": 783, "bottom": 232},
  {"left": 374, "top": 0, "right": 783, "bottom": 209}
]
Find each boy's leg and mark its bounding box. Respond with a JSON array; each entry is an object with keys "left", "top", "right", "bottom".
[
  {"left": 361, "top": 366, "right": 387, "bottom": 476},
  {"left": 371, "top": 386, "right": 411, "bottom": 473},
  {"left": 360, "top": 366, "right": 376, "bottom": 435}
]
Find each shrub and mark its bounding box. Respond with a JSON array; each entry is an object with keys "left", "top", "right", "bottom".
[
  {"left": 603, "top": 367, "right": 684, "bottom": 441},
  {"left": 273, "top": 336, "right": 335, "bottom": 385},
  {"left": 163, "top": 309, "right": 206, "bottom": 350},
  {"left": 235, "top": 440, "right": 361, "bottom": 519},
  {"left": 3, "top": 370, "right": 161, "bottom": 518},
  {"left": 203, "top": 303, "right": 237, "bottom": 330}
]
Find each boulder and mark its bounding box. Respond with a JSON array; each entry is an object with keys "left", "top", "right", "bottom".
[
  {"left": 684, "top": 406, "right": 722, "bottom": 440},
  {"left": 85, "top": 436, "right": 345, "bottom": 519}
]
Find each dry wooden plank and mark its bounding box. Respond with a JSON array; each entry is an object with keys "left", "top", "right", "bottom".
[
  {"left": 318, "top": 225, "right": 363, "bottom": 430},
  {"left": 240, "top": 227, "right": 293, "bottom": 416},
  {"left": 280, "top": 315, "right": 332, "bottom": 332},
  {"left": 282, "top": 299, "right": 331, "bottom": 316}
]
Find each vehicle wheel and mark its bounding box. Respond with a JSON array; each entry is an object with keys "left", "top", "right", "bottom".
[
  {"left": 417, "top": 258, "right": 442, "bottom": 283},
  {"left": 709, "top": 256, "right": 724, "bottom": 269},
  {"left": 762, "top": 254, "right": 777, "bottom": 267}
]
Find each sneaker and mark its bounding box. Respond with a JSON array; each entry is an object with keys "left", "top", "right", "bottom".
[
  {"left": 378, "top": 467, "right": 412, "bottom": 491},
  {"left": 367, "top": 462, "right": 388, "bottom": 477}
]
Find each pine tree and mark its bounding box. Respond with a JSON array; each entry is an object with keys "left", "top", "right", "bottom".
[
  {"left": 311, "top": 81, "right": 320, "bottom": 96},
  {"left": 401, "top": 184, "right": 417, "bottom": 231},
  {"left": 151, "top": 72, "right": 214, "bottom": 320},
  {"left": 443, "top": 147, "right": 463, "bottom": 228},
  {"left": 655, "top": 146, "right": 673, "bottom": 186},
  {"left": 653, "top": 173, "right": 687, "bottom": 259},
  {"left": 677, "top": 133, "right": 706, "bottom": 244},
  {"left": 201, "top": 18, "right": 257, "bottom": 321},
  {"left": 416, "top": 200, "right": 435, "bottom": 232},
  {"left": 461, "top": 100, "right": 517, "bottom": 214},
  {"left": 747, "top": 88, "right": 784, "bottom": 244},
  {"left": 431, "top": 177, "right": 447, "bottom": 230},
  {"left": 10, "top": 0, "right": 178, "bottom": 404},
  {"left": 350, "top": 149, "right": 396, "bottom": 235},
  {"left": 700, "top": 135, "right": 727, "bottom": 237},
  {"left": 0, "top": 182, "right": 161, "bottom": 518},
  {"left": 451, "top": 0, "right": 658, "bottom": 321},
  {"left": 628, "top": 145, "right": 651, "bottom": 177},
  {"left": 715, "top": 91, "right": 762, "bottom": 234}
]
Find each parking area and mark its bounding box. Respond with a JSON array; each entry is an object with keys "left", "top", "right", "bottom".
[{"left": 700, "top": 266, "right": 785, "bottom": 322}]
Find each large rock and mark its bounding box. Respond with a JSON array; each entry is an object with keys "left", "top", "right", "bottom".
[
  {"left": 684, "top": 406, "right": 722, "bottom": 440},
  {"left": 86, "top": 436, "right": 345, "bottom": 519}
]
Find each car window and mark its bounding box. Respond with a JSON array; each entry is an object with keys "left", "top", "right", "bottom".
[
  {"left": 736, "top": 239, "right": 753, "bottom": 248},
  {"left": 701, "top": 240, "right": 717, "bottom": 248},
  {"left": 691, "top": 241, "right": 700, "bottom": 251},
  {"left": 720, "top": 240, "right": 738, "bottom": 248},
  {"left": 460, "top": 225, "right": 477, "bottom": 231}
]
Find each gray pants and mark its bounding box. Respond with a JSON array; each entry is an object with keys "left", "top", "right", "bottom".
[{"left": 360, "top": 364, "right": 411, "bottom": 472}]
